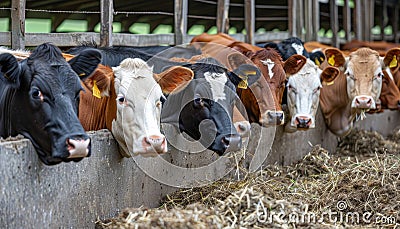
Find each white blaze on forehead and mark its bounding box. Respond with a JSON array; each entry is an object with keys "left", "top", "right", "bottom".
[
  {"left": 260, "top": 59, "right": 275, "bottom": 78},
  {"left": 291, "top": 43, "right": 304, "bottom": 55},
  {"left": 204, "top": 71, "right": 228, "bottom": 101}
]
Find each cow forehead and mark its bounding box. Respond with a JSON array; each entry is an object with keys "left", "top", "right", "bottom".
[
  {"left": 288, "top": 61, "right": 321, "bottom": 88},
  {"left": 203, "top": 71, "right": 229, "bottom": 102}
]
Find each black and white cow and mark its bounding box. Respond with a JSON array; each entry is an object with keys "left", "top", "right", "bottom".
[
  {"left": 156, "top": 57, "right": 261, "bottom": 155},
  {"left": 0, "top": 43, "right": 101, "bottom": 165},
  {"left": 261, "top": 37, "right": 325, "bottom": 65}
]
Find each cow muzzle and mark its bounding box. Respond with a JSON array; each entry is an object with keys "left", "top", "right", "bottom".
[
  {"left": 352, "top": 95, "right": 375, "bottom": 109},
  {"left": 292, "top": 114, "right": 314, "bottom": 130},
  {"left": 67, "top": 138, "right": 90, "bottom": 158},
  {"left": 139, "top": 134, "right": 167, "bottom": 157},
  {"left": 261, "top": 110, "right": 285, "bottom": 126},
  {"left": 216, "top": 133, "right": 242, "bottom": 155}
]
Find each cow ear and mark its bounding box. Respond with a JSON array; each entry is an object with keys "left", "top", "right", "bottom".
[
  {"left": 0, "top": 53, "right": 21, "bottom": 88},
  {"left": 83, "top": 65, "right": 113, "bottom": 97},
  {"left": 383, "top": 48, "right": 400, "bottom": 70},
  {"left": 68, "top": 48, "right": 102, "bottom": 80},
  {"left": 283, "top": 54, "right": 307, "bottom": 75},
  {"left": 155, "top": 66, "right": 194, "bottom": 94},
  {"left": 309, "top": 50, "right": 326, "bottom": 67},
  {"left": 320, "top": 66, "right": 339, "bottom": 84},
  {"left": 229, "top": 64, "right": 261, "bottom": 88},
  {"left": 324, "top": 48, "right": 346, "bottom": 67}
]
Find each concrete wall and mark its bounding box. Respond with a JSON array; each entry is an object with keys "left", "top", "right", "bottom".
[{"left": 1, "top": 110, "right": 399, "bottom": 228}]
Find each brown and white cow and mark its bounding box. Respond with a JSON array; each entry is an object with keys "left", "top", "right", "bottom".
[
  {"left": 79, "top": 58, "right": 168, "bottom": 157},
  {"left": 319, "top": 47, "right": 400, "bottom": 136}
]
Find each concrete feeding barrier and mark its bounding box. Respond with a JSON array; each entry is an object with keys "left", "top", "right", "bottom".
[{"left": 1, "top": 111, "right": 400, "bottom": 228}]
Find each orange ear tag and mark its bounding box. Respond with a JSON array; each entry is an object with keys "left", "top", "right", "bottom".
[
  {"left": 389, "top": 55, "right": 398, "bottom": 68},
  {"left": 328, "top": 55, "right": 335, "bottom": 66},
  {"left": 92, "top": 80, "right": 101, "bottom": 98}
]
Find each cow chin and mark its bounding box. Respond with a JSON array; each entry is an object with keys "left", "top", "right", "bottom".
[{"left": 131, "top": 134, "right": 168, "bottom": 157}]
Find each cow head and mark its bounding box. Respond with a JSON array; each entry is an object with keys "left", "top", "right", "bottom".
[
  {"left": 158, "top": 57, "right": 260, "bottom": 155},
  {"left": 111, "top": 58, "right": 167, "bottom": 157},
  {"left": 344, "top": 48, "right": 383, "bottom": 110},
  {"left": 284, "top": 55, "right": 323, "bottom": 131},
  {"left": 228, "top": 48, "right": 286, "bottom": 126},
  {"left": 381, "top": 48, "right": 400, "bottom": 110},
  {"left": 0, "top": 43, "right": 101, "bottom": 165}
]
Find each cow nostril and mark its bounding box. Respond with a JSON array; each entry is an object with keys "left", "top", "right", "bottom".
[
  {"left": 355, "top": 98, "right": 360, "bottom": 105},
  {"left": 367, "top": 98, "right": 372, "bottom": 105},
  {"left": 222, "top": 136, "right": 230, "bottom": 146}
]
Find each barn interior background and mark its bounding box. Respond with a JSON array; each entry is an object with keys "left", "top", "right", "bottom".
[
  {"left": 0, "top": 0, "right": 399, "bottom": 49},
  {"left": 1, "top": 0, "right": 400, "bottom": 228}
]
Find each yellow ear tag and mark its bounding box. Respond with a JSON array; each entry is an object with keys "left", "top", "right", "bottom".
[
  {"left": 315, "top": 58, "right": 321, "bottom": 66},
  {"left": 92, "top": 80, "right": 101, "bottom": 98},
  {"left": 389, "top": 55, "right": 398, "bottom": 68},
  {"left": 328, "top": 55, "right": 335, "bottom": 66},
  {"left": 326, "top": 81, "right": 334, "bottom": 86},
  {"left": 238, "top": 77, "right": 248, "bottom": 89}
]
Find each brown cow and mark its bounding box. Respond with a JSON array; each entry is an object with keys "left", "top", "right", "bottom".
[
  {"left": 319, "top": 47, "right": 400, "bottom": 136},
  {"left": 191, "top": 33, "right": 286, "bottom": 126}
]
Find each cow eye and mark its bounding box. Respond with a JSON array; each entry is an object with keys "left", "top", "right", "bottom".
[
  {"left": 31, "top": 88, "right": 43, "bottom": 101},
  {"left": 313, "top": 86, "right": 321, "bottom": 94},
  {"left": 288, "top": 85, "right": 297, "bottom": 93},
  {"left": 116, "top": 95, "right": 127, "bottom": 105},
  {"left": 376, "top": 72, "right": 384, "bottom": 79}
]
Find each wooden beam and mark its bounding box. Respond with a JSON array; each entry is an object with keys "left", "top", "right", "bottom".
[
  {"left": 394, "top": 3, "right": 399, "bottom": 43},
  {"left": 330, "top": 0, "right": 339, "bottom": 47},
  {"left": 244, "top": 0, "right": 255, "bottom": 45},
  {"left": 311, "top": 0, "right": 320, "bottom": 41},
  {"left": 304, "top": 0, "right": 313, "bottom": 41},
  {"left": 217, "top": 0, "right": 230, "bottom": 33},
  {"left": 381, "top": 0, "right": 387, "bottom": 41},
  {"left": 297, "top": 0, "right": 304, "bottom": 40},
  {"left": 100, "top": 0, "right": 113, "bottom": 47},
  {"left": 288, "top": 0, "right": 296, "bottom": 37},
  {"left": 343, "top": 0, "right": 352, "bottom": 42},
  {"left": 174, "top": 0, "right": 188, "bottom": 45},
  {"left": 11, "top": 0, "right": 25, "bottom": 49},
  {"left": 354, "top": 0, "right": 362, "bottom": 40},
  {"left": 51, "top": 14, "right": 69, "bottom": 33}
]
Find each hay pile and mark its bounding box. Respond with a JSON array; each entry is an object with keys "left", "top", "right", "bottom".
[{"left": 96, "top": 129, "right": 400, "bottom": 228}]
